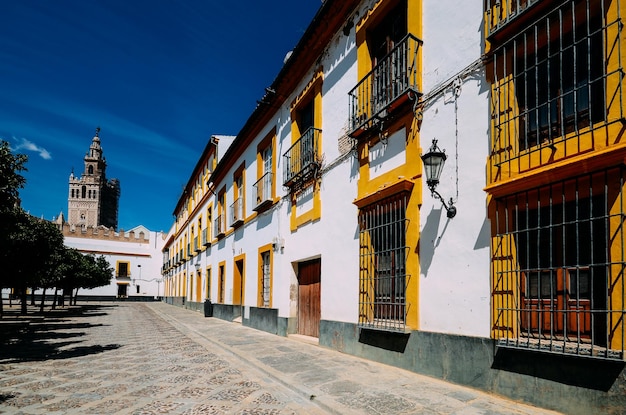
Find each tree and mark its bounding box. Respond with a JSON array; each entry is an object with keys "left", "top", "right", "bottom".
[
  {"left": 0, "top": 140, "right": 27, "bottom": 211},
  {"left": 5, "top": 213, "right": 65, "bottom": 314},
  {"left": 0, "top": 140, "right": 27, "bottom": 316}
]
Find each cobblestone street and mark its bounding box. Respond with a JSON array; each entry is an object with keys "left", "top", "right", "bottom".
[{"left": 0, "top": 303, "right": 562, "bottom": 414}]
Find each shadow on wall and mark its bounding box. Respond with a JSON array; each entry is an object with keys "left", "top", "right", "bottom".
[
  {"left": 493, "top": 347, "right": 625, "bottom": 392},
  {"left": 419, "top": 207, "right": 443, "bottom": 277},
  {"left": 473, "top": 217, "right": 490, "bottom": 250}
]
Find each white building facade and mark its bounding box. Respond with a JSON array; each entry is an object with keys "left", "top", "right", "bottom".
[
  {"left": 162, "top": 1, "right": 626, "bottom": 413},
  {"left": 62, "top": 225, "right": 165, "bottom": 299}
]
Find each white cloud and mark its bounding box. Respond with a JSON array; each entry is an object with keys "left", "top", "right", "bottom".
[{"left": 12, "top": 137, "right": 52, "bottom": 160}]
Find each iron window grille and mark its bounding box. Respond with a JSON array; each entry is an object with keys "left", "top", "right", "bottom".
[
  {"left": 492, "top": 166, "right": 626, "bottom": 360},
  {"left": 485, "top": 0, "right": 543, "bottom": 37},
  {"left": 489, "top": 0, "right": 622, "bottom": 169},
  {"left": 358, "top": 193, "right": 409, "bottom": 332},
  {"left": 261, "top": 251, "right": 271, "bottom": 308}
]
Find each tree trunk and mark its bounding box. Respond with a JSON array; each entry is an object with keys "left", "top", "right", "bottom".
[
  {"left": 20, "top": 284, "right": 27, "bottom": 315},
  {"left": 52, "top": 287, "right": 58, "bottom": 310},
  {"left": 73, "top": 288, "right": 79, "bottom": 305},
  {"left": 39, "top": 288, "right": 47, "bottom": 314},
  {"left": 30, "top": 288, "right": 36, "bottom": 306},
  {"left": 0, "top": 291, "right": 3, "bottom": 318}
]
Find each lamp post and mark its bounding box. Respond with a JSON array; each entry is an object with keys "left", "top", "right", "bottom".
[{"left": 421, "top": 139, "right": 457, "bottom": 218}]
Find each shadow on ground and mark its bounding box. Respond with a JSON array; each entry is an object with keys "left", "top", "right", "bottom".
[{"left": 0, "top": 304, "right": 121, "bottom": 363}]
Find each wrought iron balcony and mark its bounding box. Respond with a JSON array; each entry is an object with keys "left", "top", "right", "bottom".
[
  {"left": 253, "top": 172, "right": 273, "bottom": 211},
  {"left": 485, "top": 0, "right": 542, "bottom": 37},
  {"left": 214, "top": 214, "right": 226, "bottom": 238},
  {"left": 349, "top": 34, "right": 422, "bottom": 137},
  {"left": 230, "top": 197, "right": 244, "bottom": 227},
  {"left": 194, "top": 236, "right": 200, "bottom": 252},
  {"left": 202, "top": 227, "right": 210, "bottom": 246},
  {"left": 283, "top": 127, "right": 321, "bottom": 189}
]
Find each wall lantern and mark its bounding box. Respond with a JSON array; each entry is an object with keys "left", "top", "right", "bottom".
[{"left": 421, "top": 139, "right": 457, "bottom": 218}]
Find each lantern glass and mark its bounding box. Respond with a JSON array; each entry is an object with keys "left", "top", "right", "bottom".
[{"left": 421, "top": 150, "right": 447, "bottom": 188}]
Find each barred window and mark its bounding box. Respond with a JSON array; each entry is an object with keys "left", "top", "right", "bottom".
[
  {"left": 492, "top": 167, "right": 626, "bottom": 359},
  {"left": 358, "top": 194, "right": 408, "bottom": 331},
  {"left": 489, "top": 0, "right": 619, "bottom": 163},
  {"left": 261, "top": 251, "right": 271, "bottom": 308}
]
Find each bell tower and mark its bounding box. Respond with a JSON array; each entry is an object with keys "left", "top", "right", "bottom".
[{"left": 67, "top": 127, "right": 120, "bottom": 230}]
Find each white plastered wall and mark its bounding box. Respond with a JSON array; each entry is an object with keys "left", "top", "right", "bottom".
[{"left": 418, "top": 0, "right": 491, "bottom": 337}]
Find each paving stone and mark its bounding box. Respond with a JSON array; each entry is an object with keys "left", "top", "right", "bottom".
[{"left": 0, "top": 303, "right": 562, "bottom": 415}]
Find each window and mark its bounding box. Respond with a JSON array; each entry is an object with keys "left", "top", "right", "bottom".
[
  {"left": 368, "top": 0, "right": 407, "bottom": 113},
  {"left": 88, "top": 165, "right": 94, "bottom": 174},
  {"left": 81, "top": 186, "right": 86, "bottom": 199},
  {"left": 259, "top": 249, "right": 272, "bottom": 308},
  {"left": 255, "top": 131, "right": 275, "bottom": 211},
  {"left": 218, "top": 263, "right": 225, "bottom": 303},
  {"left": 489, "top": 0, "right": 610, "bottom": 161},
  {"left": 349, "top": 0, "right": 421, "bottom": 136},
  {"left": 231, "top": 170, "right": 244, "bottom": 227},
  {"left": 117, "top": 262, "right": 129, "bottom": 278},
  {"left": 358, "top": 194, "right": 408, "bottom": 331},
  {"left": 514, "top": 5, "right": 604, "bottom": 149},
  {"left": 284, "top": 69, "right": 323, "bottom": 190},
  {"left": 205, "top": 206, "right": 213, "bottom": 245},
  {"left": 216, "top": 190, "right": 226, "bottom": 238},
  {"left": 492, "top": 167, "right": 626, "bottom": 359},
  {"left": 206, "top": 267, "right": 211, "bottom": 300}
]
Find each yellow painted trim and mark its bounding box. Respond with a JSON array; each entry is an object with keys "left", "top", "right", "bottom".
[
  {"left": 233, "top": 253, "right": 246, "bottom": 306},
  {"left": 256, "top": 129, "right": 277, "bottom": 203},
  {"left": 218, "top": 261, "right": 226, "bottom": 304},
  {"left": 353, "top": 0, "right": 424, "bottom": 328},
  {"left": 233, "top": 162, "right": 246, "bottom": 224},
  {"left": 289, "top": 68, "right": 324, "bottom": 232},
  {"left": 354, "top": 114, "right": 422, "bottom": 330},
  {"left": 257, "top": 243, "right": 274, "bottom": 308},
  {"left": 205, "top": 266, "right": 212, "bottom": 301},
  {"left": 290, "top": 182, "right": 322, "bottom": 232},
  {"left": 115, "top": 260, "right": 131, "bottom": 276}
]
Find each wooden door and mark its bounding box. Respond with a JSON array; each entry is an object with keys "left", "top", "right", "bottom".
[{"left": 298, "top": 259, "right": 321, "bottom": 337}]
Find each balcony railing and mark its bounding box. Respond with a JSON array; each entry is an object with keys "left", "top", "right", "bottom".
[
  {"left": 283, "top": 127, "right": 321, "bottom": 188},
  {"left": 202, "top": 227, "right": 210, "bottom": 246},
  {"left": 485, "top": 0, "right": 542, "bottom": 37},
  {"left": 214, "top": 214, "right": 226, "bottom": 238},
  {"left": 253, "top": 172, "right": 273, "bottom": 211},
  {"left": 116, "top": 272, "right": 131, "bottom": 279},
  {"left": 194, "top": 236, "right": 200, "bottom": 252},
  {"left": 349, "top": 34, "right": 422, "bottom": 137},
  {"left": 230, "top": 197, "right": 244, "bottom": 227}
]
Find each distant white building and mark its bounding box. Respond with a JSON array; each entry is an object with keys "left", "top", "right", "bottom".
[{"left": 57, "top": 223, "right": 165, "bottom": 298}]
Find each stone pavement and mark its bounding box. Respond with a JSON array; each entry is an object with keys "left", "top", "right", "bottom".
[{"left": 0, "top": 302, "right": 562, "bottom": 415}]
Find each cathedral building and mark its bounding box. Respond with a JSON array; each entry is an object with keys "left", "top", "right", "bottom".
[{"left": 67, "top": 127, "right": 120, "bottom": 230}]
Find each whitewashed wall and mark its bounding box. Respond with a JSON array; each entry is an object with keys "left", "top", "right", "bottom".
[
  {"left": 53, "top": 227, "right": 165, "bottom": 298},
  {"left": 418, "top": 0, "right": 491, "bottom": 337}
]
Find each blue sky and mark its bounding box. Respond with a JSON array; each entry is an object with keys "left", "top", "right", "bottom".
[{"left": 0, "top": 1, "right": 321, "bottom": 232}]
